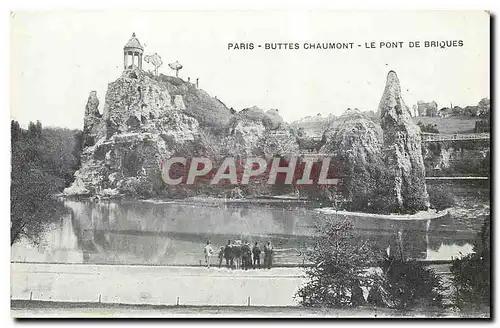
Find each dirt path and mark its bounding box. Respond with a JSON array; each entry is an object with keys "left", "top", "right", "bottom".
[{"left": 11, "top": 263, "right": 306, "bottom": 307}]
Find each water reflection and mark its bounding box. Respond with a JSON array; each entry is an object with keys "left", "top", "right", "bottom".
[{"left": 11, "top": 195, "right": 486, "bottom": 265}]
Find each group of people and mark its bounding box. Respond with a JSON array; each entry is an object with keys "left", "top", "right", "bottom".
[{"left": 203, "top": 240, "right": 274, "bottom": 269}]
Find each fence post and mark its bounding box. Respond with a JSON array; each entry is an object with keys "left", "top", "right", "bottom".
[
  {"left": 176, "top": 296, "right": 180, "bottom": 306},
  {"left": 98, "top": 294, "right": 101, "bottom": 303},
  {"left": 30, "top": 292, "right": 33, "bottom": 301},
  {"left": 247, "top": 296, "right": 251, "bottom": 306}
]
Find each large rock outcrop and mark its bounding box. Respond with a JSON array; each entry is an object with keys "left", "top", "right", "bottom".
[
  {"left": 379, "top": 71, "right": 429, "bottom": 211},
  {"left": 422, "top": 140, "right": 490, "bottom": 177},
  {"left": 291, "top": 113, "right": 337, "bottom": 137},
  {"left": 226, "top": 106, "right": 298, "bottom": 157},
  {"left": 82, "top": 91, "right": 102, "bottom": 148},
  {"left": 65, "top": 69, "right": 299, "bottom": 198},
  {"left": 226, "top": 118, "right": 266, "bottom": 157},
  {"left": 320, "top": 108, "right": 386, "bottom": 212},
  {"left": 65, "top": 69, "right": 209, "bottom": 197},
  {"left": 158, "top": 74, "right": 233, "bottom": 130},
  {"left": 260, "top": 127, "right": 300, "bottom": 157},
  {"left": 321, "top": 108, "right": 383, "bottom": 161}
]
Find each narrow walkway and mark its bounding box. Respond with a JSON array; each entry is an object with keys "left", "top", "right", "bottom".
[
  {"left": 11, "top": 263, "right": 305, "bottom": 307},
  {"left": 421, "top": 132, "right": 490, "bottom": 142}
]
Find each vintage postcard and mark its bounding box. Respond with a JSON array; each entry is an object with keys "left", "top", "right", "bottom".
[{"left": 10, "top": 10, "right": 490, "bottom": 318}]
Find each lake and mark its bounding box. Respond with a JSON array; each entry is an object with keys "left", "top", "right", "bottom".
[{"left": 11, "top": 181, "right": 489, "bottom": 266}]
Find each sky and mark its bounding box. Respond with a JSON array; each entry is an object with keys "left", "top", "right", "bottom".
[{"left": 10, "top": 10, "right": 490, "bottom": 129}]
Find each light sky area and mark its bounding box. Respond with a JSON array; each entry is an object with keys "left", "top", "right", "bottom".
[{"left": 10, "top": 10, "right": 489, "bottom": 129}]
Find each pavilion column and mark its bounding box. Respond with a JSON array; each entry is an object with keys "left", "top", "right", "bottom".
[
  {"left": 131, "top": 52, "right": 135, "bottom": 67},
  {"left": 139, "top": 53, "right": 142, "bottom": 69},
  {"left": 124, "top": 52, "right": 127, "bottom": 69}
]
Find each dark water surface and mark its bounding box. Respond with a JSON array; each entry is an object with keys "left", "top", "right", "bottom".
[{"left": 11, "top": 181, "right": 489, "bottom": 266}]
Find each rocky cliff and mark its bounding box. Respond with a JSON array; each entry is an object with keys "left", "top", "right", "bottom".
[
  {"left": 65, "top": 69, "right": 216, "bottom": 197},
  {"left": 224, "top": 106, "right": 298, "bottom": 158},
  {"left": 422, "top": 139, "right": 490, "bottom": 177},
  {"left": 379, "top": 71, "right": 429, "bottom": 212},
  {"left": 320, "top": 108, "right": 388, "bottom": 212},
  {"left": 66, "top": 68, "right": 432, "bottom": 207},
  {"left": 291, "top": 113, "right": 337, "bottom": 137},
  {"left": 65, "top": 69, "right": 299, "bottom": 198}
]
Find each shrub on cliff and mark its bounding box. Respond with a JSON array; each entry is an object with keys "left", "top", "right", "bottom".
[
  {"left": 427, "top": 185, "right": 454, "bottom": 211},
  {"left": 155, "top": 74, "right": 234, "bottom": 131},
  {"left": 342, "top": 159, "right": 396, "bottom": 214},
  {"left": 417, "top": 121, "right": 440, "bottom": 134}
]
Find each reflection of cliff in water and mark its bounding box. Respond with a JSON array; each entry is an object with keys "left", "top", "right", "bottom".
[
  {"left": 54, "top": 200, "right": 478, "bottom": 265},
  {"left": 65, "top": 200, "right": 311, "bottom": 264},
  {"left": 12, "top": 186, "right": 486, "bottom": 265}
]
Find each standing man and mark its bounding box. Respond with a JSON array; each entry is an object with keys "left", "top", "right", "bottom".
[
  {"left": 241, "top": 241, "right": 250, "bottom": 270},
  {"left": 252, "top": 242, "right": 261, "bottom": 269},
  {"left": 233, "top": 240, "right": 242, "bottom": 270},
  {"left": 264, "top": 241, "right": 273, "bottom": 269},
  {"left": 245, "top": 240, "right": 253, "bottom": 269},
  {"left": 204, "top": 240, "right": 214, "bottom": 268},
  {"left": 224, "top": 240, "right": 233, "bottom": 268},
  {"left": 218, "top": 246, "right": 225, "bottom": 268}
]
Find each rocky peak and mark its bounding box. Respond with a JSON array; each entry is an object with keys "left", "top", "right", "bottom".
[
  {"left": 85, "top": 91, "right": 100, "bottom": 116},
  {"left": 378, "top": 71, "right": 411, "bottom": 121},
  {"left": 82, "top": 91, "right": 102, "bottom": 148},
  {"left": 379, "top": 71, "right": 429, "bottom": 211}
]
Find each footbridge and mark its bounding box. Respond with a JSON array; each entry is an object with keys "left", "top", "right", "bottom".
[
  {"left": 301, "top": 132, "right": 490, "bottom": 146},
  {"left": 420, "top": 132, "right": 490, "bottom": 142}
]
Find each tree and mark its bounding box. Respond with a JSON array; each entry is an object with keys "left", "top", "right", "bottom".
[
  {"left": 450, "top": 106, "right": 464, "bottom": 117},
  {"left": 478, "top": 98, "right": 490, "bottom": 118},
  {"left": 295, "top": 216, "right": 376, "bottom": 307},
  {"left": 168, "top": 61, "right": 183, "bottom": 77},
  {"left": 144, "top": 53, "right": 163, "bottom": 76},
  {"left": 11, "top": 121, "right": 81, "bottom": 245},
  {"left": 375, "top": 257, "right": 445, "bottom": 309},
  {"left": 10, "top": 167, "right": 67, "bottom": 244},
  {"left": 450, "top": 216, "right": 490, "bottom": 309}
]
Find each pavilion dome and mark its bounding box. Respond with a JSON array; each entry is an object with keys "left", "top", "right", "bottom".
[{"left": 124, "top": 33, "right": 144, "bottom": 52}]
